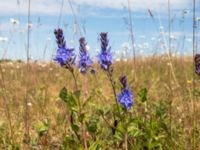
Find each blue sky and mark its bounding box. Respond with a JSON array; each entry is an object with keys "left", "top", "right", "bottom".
[{"left": 0, "top": 0, "right": 199, "bottom": 61}]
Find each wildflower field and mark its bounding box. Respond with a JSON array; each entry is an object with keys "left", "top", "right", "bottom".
[
  {"left": 0, "top": 55, "right": 200, "bottom": 149},
  {"left": 0, "top": 0, "right": 200, "bottom": 149}
]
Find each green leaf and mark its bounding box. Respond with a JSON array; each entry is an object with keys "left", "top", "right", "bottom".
[
  {"left": 114, "top": 131, "right": 123, "bottom": 141},
  {"left": 68, "top": 95, "right": 77, "bottom": 111},
  {"left": 35, "top": 121, "right": 48, "bottom": 136},
  {"left": 88, "top": 141, "right": 101, "bottom": 150},
  {"left": 86, "top": 117, "right": 99, "bottom": 134},
  {"left": 116, "top": 122, "right": 125, "bottom": 134},
  {"left": 87, "top": 122, "right": 97, "bottom": 133},
  {"left": 73, "top": 90, "right": 81, "bottom": 100},
  {"left": 138, "top": 88, "right": 148, "bottom": 102},
  {"left": 71, "top": 124, "right": 80, "bottom": 132},
  {"left": 59, "top": 87, "right": 77, "bottom": 111},
  {"left": 78, "top": 113, "right": 85, "bottom": 123},
  {"left": 59, "top": 87, "right": 68, "bottom": 103},
  {"left": 83, "top": 96, "right": 92, "bottom": 108},
  {"left": 97, "top": 109, "right": 104, "bottom": 115}
]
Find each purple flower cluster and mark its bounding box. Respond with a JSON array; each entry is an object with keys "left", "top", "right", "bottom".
[
  {"left": 117, "top": 76, "right": 134, "bottom": 110},
  {"left": 54, "top": 28, "right": 76, "bottom": 68},
  {"left": 54, "top": 29, "right": 134, "bottom": 110},
  {"left": 195, "top": 54, "right": 200, "bottom": 76},
  {"left": 97, "top": 32, "right": 113, "bottom": 71},
  {"left": 78, "top": 37, "right": 93, "bottom": 74}
]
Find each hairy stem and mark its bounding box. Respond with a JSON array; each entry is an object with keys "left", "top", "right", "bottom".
[
  {"left": 107, "top": 69, "right": 121, "bottom": 135},
  {"left": 70, "top": 69, "right": 88, "bottom": 150},
  {"left": 192, "top": 0, "right": 197, "bottom": 149}
]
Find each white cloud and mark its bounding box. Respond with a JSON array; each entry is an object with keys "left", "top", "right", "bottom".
[
  {"left": 73, "top": 0, "right": 190, "bottom": 11},
  {"left": 0, "top": 0, "right": 73, "bottom": 15},
  {"left": 0, "top": 0, "right": 193, "bottom": 16}
]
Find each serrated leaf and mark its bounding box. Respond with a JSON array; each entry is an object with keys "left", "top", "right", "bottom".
[{"left": 59, "top": 87, "right": 68, "bottom": 103}]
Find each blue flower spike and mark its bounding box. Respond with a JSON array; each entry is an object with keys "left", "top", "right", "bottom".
[
  {"left": 78, "top": 37, "right": 93, "bottom": 74},
  {"left": 54, "top": 28, "right": 76, "bottom": 69},
  {"left": 98, "top": 32, "right": 113, "bottom": 71},
  {"left": 117, "top": 76, "right": 134, "bottom": 110}
]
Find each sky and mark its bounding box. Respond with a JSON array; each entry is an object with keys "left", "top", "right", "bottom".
[{"left": 0, "top": 0, "right": 200, "bottom": 61}]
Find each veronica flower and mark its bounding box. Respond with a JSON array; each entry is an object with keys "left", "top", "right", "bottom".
[
  {"left": 54, "top": 28, "right": 76, "bottom": 69},
  {"left": 78, "top": 37, "right": 93, "bottom": 74},
  {"left": 195, "top": 54, "right": 200, "bottom": 76},
  {"left": 97, "top": 32, "right": 113, "bottom": 71},
  {"left": 117, "top": 76, "right": 134, "bottom": 110}
]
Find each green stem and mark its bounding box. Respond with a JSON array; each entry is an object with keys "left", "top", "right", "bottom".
[{"left": 70, "top": 69, "right": 88, "bottom": 150}]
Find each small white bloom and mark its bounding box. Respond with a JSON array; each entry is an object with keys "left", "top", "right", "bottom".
[
  {"left": 8, "top": 62, "right": 13, "bottom": 66},
  {"left": 115, "top": 58, "right": 120, "bottom": 62},
  {"left": 0, "top": 37, "right": 8, "bottom": 42},
  {"left": 123, "top": 58, "right": 127, "bottom": 62},
  {"left": 95, "top": 49, "right": 100, "bottom": 52},
  {"left": 86, "top": 45, "right": 90, "bottom": 51},
  {"left": 172, "top": 53, "right": 176, "bottom": 57},
  {"left": 139, "top": 50, "right": 144, "bottom": 54},
  {"left": 19, "top": 29, "right": 25, "bottom": 33},
  {"left": 28, "top": 23, "right": 33, "bottom": 29},
  {"left": 140, "top": 35, "right": 146, "bottom": 39},
  {"left": 10, "top": 18, "right": 20, "bottom": 25},
  {"left": 159, "top": 26, "right": 164, "bottom": 30},
  {"left": 47, "top": 37, "right": 51, "bottom": 41},
  {"left": 27, "top": 102, "right": 32, "bottom": 106},
  {"left": 16, "top": 65, "right": 20, "bottom": 69},
  {"left": 55, "top": 73, "right": 60, "bottom": 77},
  {"left": 122, "top": 42, "right": 130, "bottom": 49},
  {"left": 170, "top": 35, "right": 177, "bottom": 40},
  {"left": 186, "top": 38, "right": 192, "bottom": 42}
]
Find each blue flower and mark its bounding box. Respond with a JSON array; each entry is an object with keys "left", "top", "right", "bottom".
[
  {"left": 97, "top": 32, "right": 113, "bottom": 71},
  {"left": 54, "top": 28, "right": 76, "bottom": 68},
  {"left": 195, "top": 54, "right": 200, "bottom": 75},
  {"left": 54, "top": 28, "right": 65, "bottom": 48},
  {"left": 54, "top": 47, "right": 76, "bottom": 67},
  {"left": 90, "top": 68, "right": 96, "bottom": 74},
  {"left": 78, "top": 37, "right": 93, "bottom": 74},
  {"left": 117, "top": 76, "right": 134, "bottom": 110}
]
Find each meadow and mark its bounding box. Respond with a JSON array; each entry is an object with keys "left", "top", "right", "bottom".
[
  {"left": 0, "top": 0, "right": 200, "bottom": 149},
  {"left": 0, "top": 56, "right": 199, "bottom": 149}
]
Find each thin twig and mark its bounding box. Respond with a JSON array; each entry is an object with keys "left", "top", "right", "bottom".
[
  {"left": 67, "top": 0, "right": 82, "bottom": 37},
  {"left": 192, "top": 0, "right": 197, "bottom": 149},
  {"left": 167, "top": 0, "right": 173, "bottom": 143},
  {"left": 0, "top": 64, "right": 14, "bottom": 144},
  {"left": 127, "top": 0, "right": 135, "bottom": 64},
  {"left": 57, "top": 0, "right": 64, "bottom": 27},
  {"left": 24, "top": 0, "right": 31, "bottom": 143}
]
